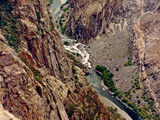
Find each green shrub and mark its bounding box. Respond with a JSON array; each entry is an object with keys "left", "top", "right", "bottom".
[
  {"left": 72, "top": 68, "right": 76, "bottom": 74},
  {"left": 51, "top": 25, "right": 54, "bottom": 31},
  {"left": 124, "top": 60, "right": 133, "bottom": 66},
  {"left": 96, "top": 65, "right": 107, "bottom": 73},
  {"left": 74, "top": 76, "right": 78, "bottom": 80},
  {"left": 67, "top": 104, "right": 75, "bottom": 118},
  {"left": 63, "top": 41, "right": 70, "bottom": 45},
  {"left": 116, "top": 67, "right": 119, "bottom": 71},
  {"left": 61, "top": 27, "right": 66, "bottom": 34},
  {"left": 48, "top": 0, "right": 53, "bottom": 6},
  {"left": 122, "top": 98, "right": 128, "bottom": 103},
  {"left": 63, "top": 6, "right": 69, "bottom": 12},
  {"left": 33, "top": 70, "right": 42, "bottom": 81},
  {"left": 0, "top": 2, "right": 21, "bottom": 52},
  {"left": 30, "top": 68, "right": 42, "bottom": 82},
  {"left": 60, "top": 0, "right": 70, "bottom": 9},
  {"left": 66, "top": 32, "right": 70, "bottom": 36},
  {"left": 76, "top": 53, "right": 80, "bottom": 57}
]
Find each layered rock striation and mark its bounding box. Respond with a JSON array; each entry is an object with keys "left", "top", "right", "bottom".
[
  {"left": 64, "top": 0, "right": 120, "bottom": 43},
  {"left": 133, "top": 2, "right": 160, "bottom": 113}
]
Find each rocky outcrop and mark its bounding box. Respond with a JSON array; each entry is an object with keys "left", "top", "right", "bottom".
[
  {"left": 64, "top": 0, "right": 120, "bottom": 43},
  {"left": 0, "top": 33, "right": 69, "bottom": 120},
  {"left": 0, "top": 103, "right": 20, "bottom": 120},
  {"left": 134, "top": 3, "right": 160, "bottom": 113},
  {"left": 2, "top": 0, "right": 70, "bottom": 79}
]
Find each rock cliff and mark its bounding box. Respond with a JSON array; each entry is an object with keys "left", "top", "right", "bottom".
[
  {"left": 64, "top": 0, "right": 120, "bottom": 43},
  {"left": 0, "top": 103, "right": 20, "bottom": 120},
  {"left": 0, "top": 0, "right": 125, "bottom": 120},
  {"left": 133, "top": 2, "right": 160, "bottom": 113}
]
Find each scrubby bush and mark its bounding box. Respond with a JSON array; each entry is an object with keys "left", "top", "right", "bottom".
[
  {"left": 124, "top": 60, "right": 133, "bottom": 66},
  {"left": 61, "top": 27, "right": 66, "bottom": 34},
  {"left": 116, "top": 67, "right": 119, "bottom": 71},
  {"left": 63, "top": 41, "right": 70, "bottom": 45},
  {"left": 67, "top": 104, "right": 75, "bottom": 118},
  {"left": 72, "top": 68, "right": 76, "bottom": 74},
  {"left": 48, "top": 0, "right": 53, "bottom": 6}
]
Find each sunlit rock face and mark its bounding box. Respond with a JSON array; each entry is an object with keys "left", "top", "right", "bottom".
[
  {"left": 0, "top": 103, "right": 20, "bottom": 120},
  {"left": 65, "top": 0, "right": 121, "bottom": 43}
]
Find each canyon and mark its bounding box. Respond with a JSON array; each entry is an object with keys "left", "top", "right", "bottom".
[
  {"left": 0, "top": 0, "right": 160, "bottom": 119},
  {"left": 0, "top": 0, "right": 126, "bottom": 120},
  {"left": 61, "top": 0, "right": 160, "bottom": 119}
]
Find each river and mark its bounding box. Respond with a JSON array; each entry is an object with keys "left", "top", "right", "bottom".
[
  {"left": 50, "top": 1, "right": 141, "bottom": 120},
  {"left": 87, "top": 69, "right": 141, "bottom": 120}
]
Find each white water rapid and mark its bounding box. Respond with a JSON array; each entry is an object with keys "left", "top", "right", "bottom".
[
  {"left": 61, "top": 35, "right": 91, "bottom": 68},
  {"left": 50, "top": 0, "right": 91, "bottom": 68}
]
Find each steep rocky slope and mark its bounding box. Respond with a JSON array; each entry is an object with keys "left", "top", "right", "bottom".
[
  {"left": 62, "top": 0, "right": 160, "bottom": 119},
  {"left": 0, "top": 0, "right": 126, "bottom": 120},
  {"left": 0, "top": 103, "right": 20, "bottom": 120},
  {"left": 134, "top": 3, "right": 160, "bottom": 113},
  {"left": 64, "top": 0, "right": 120, "bottom": 43}
]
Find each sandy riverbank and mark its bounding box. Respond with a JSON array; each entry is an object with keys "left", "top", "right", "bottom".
[
  {"left": 60, "top": 0, "right": 67, "bottom": 4},
  {"left": 99, "top": 95, "right": 132, "bottom": 120}
]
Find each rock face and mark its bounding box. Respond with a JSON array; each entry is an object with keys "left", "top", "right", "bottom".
[
  {"left": 0, "top": 0, "right": 125, "bottom": 120},
  {"left": 0, "top": 103, "right": 20, "bottom": 120},
  {"left": 133, "top": 3, "right": 160, "bottom": 113},
  {"left": 65, "top": 0, "right": 120, "bottom": 43},
  {"left": 0, "top": 31, "right": 69, "bottom": 120},
  {"left": 16, "top": 0, "right": 71, "bottom": 80}
]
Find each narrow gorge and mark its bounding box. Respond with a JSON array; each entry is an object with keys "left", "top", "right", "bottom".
[
  {"left": 0, "top": 0, "right": 126, "bottom": 120},
  {"left": 60, "top": 0, "right": 160, "bottom": 119},
  {"left": 0, "top": 0, "right": 160, "bottom": 120}
]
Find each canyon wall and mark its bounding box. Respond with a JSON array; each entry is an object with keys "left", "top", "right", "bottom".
[
  {"left": 133, "top": 2, "right": 160, "bottom": 113},
  {"left": 65, "top": 0, "right": 120, "bottom": 43}
]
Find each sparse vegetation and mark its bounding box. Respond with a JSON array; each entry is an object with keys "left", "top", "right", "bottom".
[
  {"left": 63, "top": 41, "right": 70, "bottom": 45},
  {"left": 67, "top": 53, "right": 86, "bottom": 69},
  {"left": 67, "top": 104, "right": 75, "bottom": 118},
  {"left": 116, "top": 67, "right": 119, "bottom": 71},
  {"left": 76, "top": 53, "right": 80, "bottom": 57},
  {"left": 61, "top": 26, "right": 66, "bottom": 34},
  {"left": 63, "top": 6, "right": 69, "bottom": 12},
  {"left": 107, "top": 107, "right": 126, "bottom": 120},
  {"left": 95, "top": 65, "right": 159, "bottom": 119},
  {"left": 0, "top": 1, "right": 20, "bottom": 52},
  {"left": 60, "top": 1, "right": 70, "bottom": 9},
  {"left": 96, "top": 65, "right": 118, "bottom": 93},
  {"left": 48, "top": 0, "right": 53, "bottom": 6},
  {"left": 31, "top": 68, "right": 42, "bottom": 82},
  {"left": 74, "top": 76, "right": 78, "bottom": 82},
  {"left": 124, "top": 59, "right": 133, "bottom": 66},
  {"left": 72, "top": 68, "right": 76, "bottom": 74}
]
